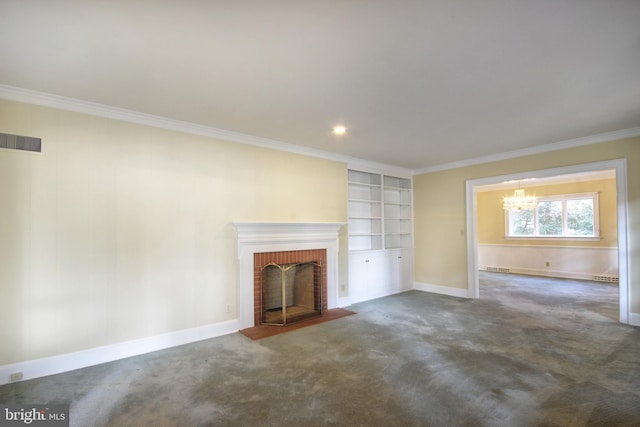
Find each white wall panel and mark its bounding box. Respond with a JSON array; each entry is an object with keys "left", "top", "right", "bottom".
[{"left": 478, "top": 243, "right": 618, "bottom": 280}]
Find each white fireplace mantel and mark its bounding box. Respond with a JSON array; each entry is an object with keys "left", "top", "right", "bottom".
[{"left": 232, "top": 221, "right": 345, "bottom": 329}]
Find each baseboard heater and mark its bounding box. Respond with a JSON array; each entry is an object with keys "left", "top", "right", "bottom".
[
  {"left": 482, "top": 267, "right": 618, "bottom": 283},
  {"left": 592, "top": 275, "right": 619, "bottom": 283},
  {"left": 483, "top": 266, "right": 511, "bottom": 274}
]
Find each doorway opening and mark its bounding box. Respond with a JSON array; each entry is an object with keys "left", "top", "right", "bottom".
[{"left": 466, "top": 159, "right": 629, "bottom": 324}]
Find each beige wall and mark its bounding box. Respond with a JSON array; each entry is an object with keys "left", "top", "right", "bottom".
[
  {"left": 414, "top": 137, "right": 639, "bottom": 312},
  {"left": 477, "top": 178, "right": 617, "bottom": 247},
  {"left": 0, "top": 99, "right": 348, "bottom": 365},
  {"left": 2, "top": 95, "right": 637, "bottom": 367}
]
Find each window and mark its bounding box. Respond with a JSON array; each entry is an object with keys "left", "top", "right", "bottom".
[{"left": 506, "top": 193, "right": 600, "bottom": 239}]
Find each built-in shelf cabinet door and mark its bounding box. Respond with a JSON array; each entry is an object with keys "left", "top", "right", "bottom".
[
  {"left": 348, "top": 248, "right": 412, "bottom": 303},
  {"left": 348, "top": 251, "right": 384, "bottom": 304},
  {"left": 386, "top": 248, "right": 412, "bottom": 293}
]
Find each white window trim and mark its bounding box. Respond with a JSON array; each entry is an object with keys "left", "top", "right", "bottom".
[{"left": 504, "top": 192, "right": 601, "bottom": 240}]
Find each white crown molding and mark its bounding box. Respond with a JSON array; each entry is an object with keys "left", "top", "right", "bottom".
[
  {"left": 2, "top": 84, "right": 635, "bottom": 177},
  {"left": 347, "top": 158, "right": 414, "bottom": 179},
  {"left": 0, "top": 84, "right": 413, "bottom": 173},
  {"left": 413, "top": 127, "right": 640, "bottom": 175}
]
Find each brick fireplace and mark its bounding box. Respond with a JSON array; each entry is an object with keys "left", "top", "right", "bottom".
[{"left": 233, "top": 222, "right": 344, "bottom": 329}]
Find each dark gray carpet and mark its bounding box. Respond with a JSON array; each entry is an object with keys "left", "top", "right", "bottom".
[{"left": 1, "top": 272, "right": 639, "bottom": 426}]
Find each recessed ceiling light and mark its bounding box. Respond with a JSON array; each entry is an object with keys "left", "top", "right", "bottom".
[{"left": 332, "top": 125, "right": 347, "bottom": 136}]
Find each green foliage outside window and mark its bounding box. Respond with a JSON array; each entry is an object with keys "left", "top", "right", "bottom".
[
  {"left": 566, "top": 199, "right": 594, "bottom": 235},
  {"left": 537, "top": 201, "right": 563, "bottom": 235},
  {"left": 510, "top": 209, "right": 534, "bottom": 235},
  {"left": 507, "top": 195, "right": 597, "bottom": 238}
]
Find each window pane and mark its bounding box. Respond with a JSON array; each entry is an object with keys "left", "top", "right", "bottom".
[
  {"left": 537, "top": 201, "right": 562, "bottom": 235},
  {"left": 566, "top": 198, "right": 594, "bottom": 235},
  {"left": 510, "top": 209, "right": 534, "bottom": 235}
]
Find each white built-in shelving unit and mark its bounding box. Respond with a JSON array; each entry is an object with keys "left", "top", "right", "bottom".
[
  {"left": 348, "top": 169, "right": 413, "bottom": 303},
  {"left": 348, "top": 170, "right": 412, "bottom": 251},
  {"left": 383, "top": 175, "right": 413, "bottom": 249},
  {"left": 347, "top": 170, "right": 382, "bottom": 251}
]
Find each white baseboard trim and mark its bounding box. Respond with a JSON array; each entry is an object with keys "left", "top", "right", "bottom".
[
  {"left": 338, "top": 296, "right": 352, "bottom": 308},
  {"left": 414, "top": 282, "right": 471, "bottom": 299},
  {"left": 629, "top": 312, "right": 640, "bottom": 327},
  {"left": 0, "top": 319, "right": 239, "bottom": 386},
  {"left": 345, "top": 286, "right": 414, "bottom": 306}
]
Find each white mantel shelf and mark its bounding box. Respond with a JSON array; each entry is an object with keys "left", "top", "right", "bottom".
[
  {"left": 232, "top": 221, "right": 345, "bottom": 245},
  {"left": 232, "top": 221, "right": 345, "bottom": 228},
  {"left": 232, "top": 221, "right": 345, "bottom": 329}
]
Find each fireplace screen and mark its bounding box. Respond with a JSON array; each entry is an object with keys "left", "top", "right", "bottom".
[{"left": 261, "top": 261, "right": 323, "bottom": 326}]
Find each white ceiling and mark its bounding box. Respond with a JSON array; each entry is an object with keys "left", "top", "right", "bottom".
[{"left": 1, "top": 0, "right": 639, "bottom": 170}]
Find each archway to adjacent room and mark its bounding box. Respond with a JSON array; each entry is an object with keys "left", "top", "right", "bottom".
[{"left": 465, "top": 159, "right": 630, "bottom": 324}]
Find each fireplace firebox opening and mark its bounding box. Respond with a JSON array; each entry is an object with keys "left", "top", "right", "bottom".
[
  {"left": 253, "top": 249, "right": 327, "bottom": 327},
  {"left": 261, "top": 261, "right": 323, "bottom": 326}
]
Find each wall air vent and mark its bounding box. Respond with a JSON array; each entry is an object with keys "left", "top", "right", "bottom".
[{"left": 0, "top": 132, "right": 42, "bottom": 153}]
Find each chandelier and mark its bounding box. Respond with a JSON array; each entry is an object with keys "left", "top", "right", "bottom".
[{"left": 503, "top": 183, "right": 537, "bottom": 210}]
